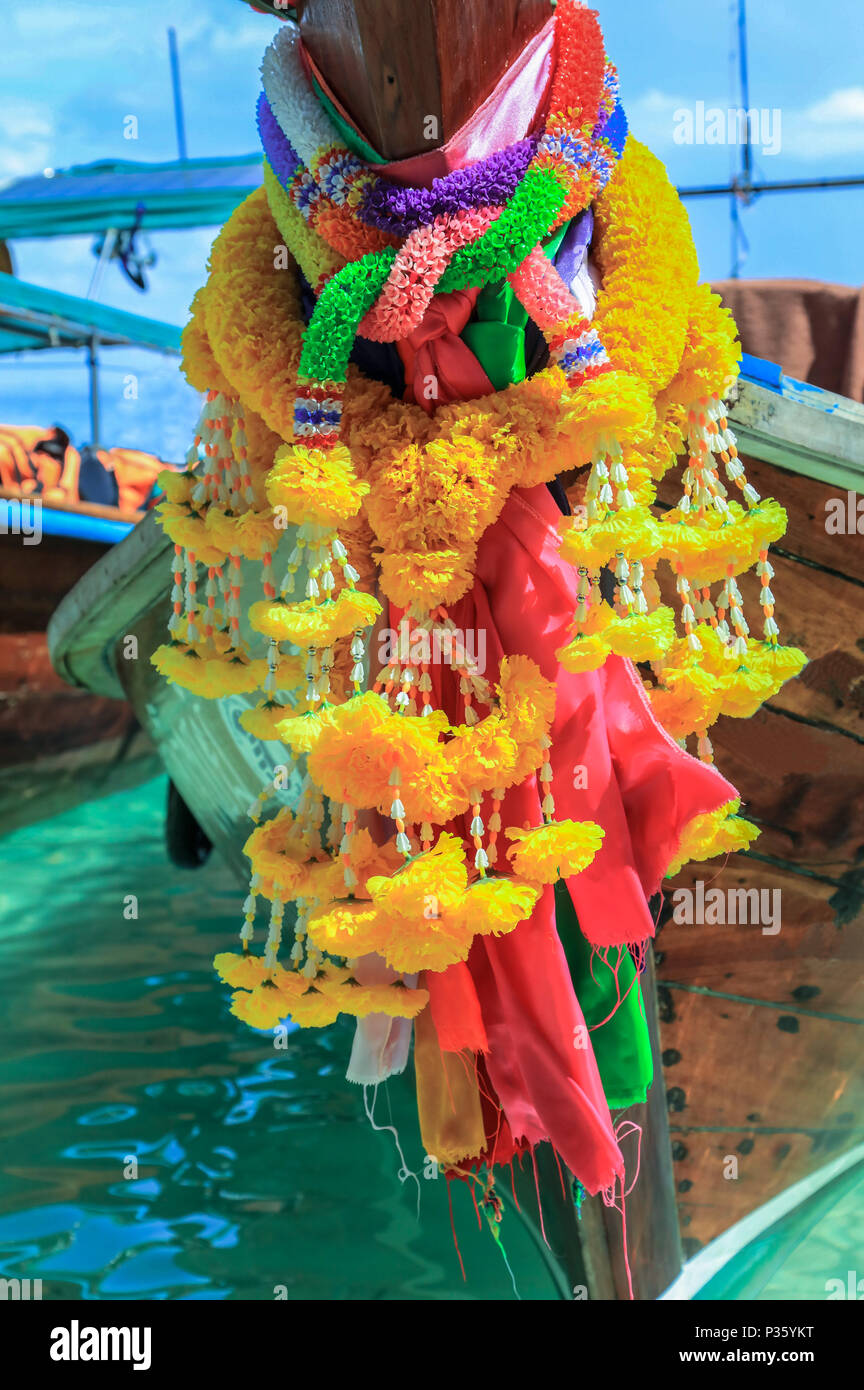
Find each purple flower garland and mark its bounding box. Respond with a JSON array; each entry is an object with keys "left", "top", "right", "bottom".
[{"left": 257, "top": 89, "right": 538, "bottom": 237}]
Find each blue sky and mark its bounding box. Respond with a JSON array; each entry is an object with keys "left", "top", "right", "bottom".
[{"left": 0, "top": 0, "right": 862, "bottom": 459}]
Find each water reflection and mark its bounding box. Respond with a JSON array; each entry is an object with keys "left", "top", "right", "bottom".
[{"left": 0, "top": 778, "right": 559, "bottom": 1300}]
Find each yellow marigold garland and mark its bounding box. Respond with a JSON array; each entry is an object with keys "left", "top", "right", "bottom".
[{"left": 150, "top": 120, "right": 807, "bottom": 1032}]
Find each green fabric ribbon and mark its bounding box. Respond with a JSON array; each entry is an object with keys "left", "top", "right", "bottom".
[
  {"left": 463, "top": 221, "right": 569, "bottom": 388},
  {"left": 554, "top": 880, "right": 654, "bottom": 1111},
  {"left": 311, "top": 76, "right": 388, "bottom": 165}
]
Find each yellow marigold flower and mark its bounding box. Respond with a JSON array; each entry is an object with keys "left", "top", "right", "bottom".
[
  {"left": 308, "top": 698, "right": 461, "bottom": 821},
  {"left": 449, "top": 876, "right": 539, "bottom": 938},
  {"left": 275, "top": 709, "right": 326, "bottom": 754},
  {"left": 381, "top": 915, "right": 473, "bottom": 975},
  {"left": 181, "top": 286, "right": 233, "bottom": 394},
  {"left": 604, "top": 607, "right": 676, "bottom": 662},
  {"left": 243, "top": 809, "right": 318, "bottom": 898},
  {"left": 649, "top": 667, "right": 723, "bottom": 737},
  {"left": 157, "top": 502, "right": 227, "bottom": 566},
  {"left": 365, "top": 712, "right": 465, "bottom": 824},
  {"left": 378, "top": 549, "right": 477, "bottom": 610},
  {"left": 305, "top": 692, "right": 397, "bottom": 807},
  {"left": 562, "top": 370, "right": 656, "bottom": 459},
  {"left": 594, "top": 140, "right": 698, "bottom": 393},
  {"left": 282, "top": 982, "right": 342, "bottom": 1029},
  {"left": 274, "top": 654, "right": 305, "bottom": 690},
  {"left": 448, "top": 715, "right": 520, "bottom": 797},
  {"left": 158, "top": 469, "right": 195, "bottom": 504},
  {"left": 747, "top": 641, "right": 808, "bottom": 685},
  {"left": 507, "top": 738, "right": 548, "bottom": 787},
  {"left": 205, "top": 506, "right": 282, "bottom": 561},
  {"left": 347, "top": 828, "right": 404, "bottom": 895},
  {"left": 326, "top": 978, "right": 430, "bottom": 1020},
  {"left": 240, "top": 702, "right": 293, "bottom": 741},
  {"left": 205, "top": 653, "right": 269, "bottom": 697},
  {"left": 366, "top": 835, "right": 476, "bottom": 972},
  {"left": 306, "top": 899, "right": 387, "bottom": 958},
  {"left": 712, "top": 641, "right": 806, "bottom": 719},
  {"left": 658, "top": 500, "right": 787, "bottom": 584},
  {"left": 556, "top": 633, "right": 611, "bottom": 674},
  {"left": 151, "top": 643, "right": 208, "bottom": 692},
  {"left": 369, "top": 833, "right": 469, "bottom": 923},
  {"left": 213, "top": 951, "right": 268, "bottom": 990},
  {"left": 302, "top": 858, "right": 345, "bottom": 906},
  {"left": 579, "top": 600, "right": 616, "bottom": 637},
  {"left": 505, "top": 819, "right": 605, "bottom": 884},
  {"left": 559, "top": 507, "right": 664, "bottom": 569},
  {"left": 497, "top": 654, "right": 557, "bottom": 741},
  {"left": 715, "top": 667, "right": 776, "bottom": 720},
  {"left": 661, "top": 631, "right": 806, "bottom": 722},
  {"left": 151, "top": 643, "right": 264, "bottom": 699},
  {"left": 673, "top": 284, "right": 742, "bottom": 403},
  {"left": 249, "top": 588, "right": 381, "bottom": 647},
  {"left": 266, "top": 442, "right": 369, "bottom": 527},
  {"left": 662, "top": 626, "right": 730, "bottom": 678},
  {"left": 230, "top": 982, "right": 290, "bottom": 1031},
  {"left": 666, "top": 798, "right": 760, "bottom": 877}
]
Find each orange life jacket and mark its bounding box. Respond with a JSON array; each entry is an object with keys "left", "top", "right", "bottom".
[{"left": 0, "top": 424, "right": 170, "bottom": 513}]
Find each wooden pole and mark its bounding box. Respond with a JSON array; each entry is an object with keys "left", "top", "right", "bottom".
[{"left": 297, "top": 0, "right": 551, "bottom": 160}]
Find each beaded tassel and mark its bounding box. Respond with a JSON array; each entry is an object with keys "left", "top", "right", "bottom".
[
  {"left": 389, "top": 766, "right": 412, "bottom": 859},
  {"left": 675, "top": 567, "right": 703, "bottom": 653},
  {"left": 183, "top": 551, "right": 200, "bottom": 642},
  {"left": 240, "top": 875, "right": 260, "bottom": 950},
  {"left": 468, "top": 786, "right": 489, "bottom": 874},
  {"left": 169, "top": 544, "right": 185, "bottom": 637},
  {"left": 539, "top": 737, "right": 556, "bottom": 822}
]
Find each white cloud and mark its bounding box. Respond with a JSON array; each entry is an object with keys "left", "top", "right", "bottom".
[
  {"left": 626, "top": 85, "right": 864, "bottom": 164},
  {"left": 0, "top": 101, "right": 54, "bottom": 185},
  {"left": 807, "top": 87, "right": 864, "bottom": 123},
  {"left": 783, "top": 86, "right": 864, "bottom": 159}
]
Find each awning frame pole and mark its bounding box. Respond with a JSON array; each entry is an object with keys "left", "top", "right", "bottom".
[
  {"left": 88, "top": 333, "right": 101, "bottom": 449},
  {"left": 87, "top": 226, "right": 118, "bottom": 300}
]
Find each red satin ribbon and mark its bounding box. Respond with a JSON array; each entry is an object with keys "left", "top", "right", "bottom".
[{"left": 395, "top": 287, "right": 494, "bottom": 414}]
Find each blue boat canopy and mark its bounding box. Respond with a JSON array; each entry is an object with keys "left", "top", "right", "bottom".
[
  {"left": 0, "top": 155, "right": 263, "bottom": 239},
  {"left": 0, "top": 271, "right": 182, "bottom": 354}
]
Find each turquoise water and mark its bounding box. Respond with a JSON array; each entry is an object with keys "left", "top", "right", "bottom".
[{"left": 0, "top": 778, "right": 566, "bottom": 1301}]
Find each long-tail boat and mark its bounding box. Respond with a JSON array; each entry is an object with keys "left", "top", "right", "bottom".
[
  {"left": 47, "top": 0, "right": 864, "bottom": 1296},
  {"left": 0, "top": 154, "right": 263, "bottom": 834}
]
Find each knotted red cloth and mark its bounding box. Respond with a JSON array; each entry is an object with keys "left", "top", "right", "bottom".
[
  {"left": 390, "top": 483, "right": 738, "bottom": 1191},
  {"left": 395, "top": 287, "right": 494, "bottom": 413}
]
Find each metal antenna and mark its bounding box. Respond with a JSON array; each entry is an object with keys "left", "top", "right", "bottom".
[
  {"left": 730, "top": 0, "right": 752, "bottom": 278},
  {"left": 681, "top": 0, "right": 864, "bottom": 251},
  {"left": 168, "top": 28, "right": 189, "bottom": 163}
]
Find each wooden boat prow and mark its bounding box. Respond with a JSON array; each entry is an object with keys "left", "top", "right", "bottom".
[{"left": 48, "top": 356, "right": 864, "bottom": 1286}]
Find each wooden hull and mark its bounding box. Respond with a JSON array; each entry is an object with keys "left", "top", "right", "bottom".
[
  {"left": 654, "top": 384, "right": 864, "bottom": 1258},
  {"left": 0, "top": 527, "right": 160, "bottom": 835}
]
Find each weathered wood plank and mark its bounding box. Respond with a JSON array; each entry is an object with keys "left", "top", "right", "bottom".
[
  {"left": 673, "top": 1128, "right": 860, "bottom": 1253},
  {"left": 710, "top": 709, "right": 864, "bottom": 869},
  {"left": 659, "top": 857, "right": 863, "bottom": 981},
  {"left": 658, "top": 988, "right": 864, "bottom": 1138}
]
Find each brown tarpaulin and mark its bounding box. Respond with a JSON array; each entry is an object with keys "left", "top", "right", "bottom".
[{"left": 713, "top": 278, "right": 864, "bottom": 403}]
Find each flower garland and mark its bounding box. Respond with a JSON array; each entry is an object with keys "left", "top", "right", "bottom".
[{"left": 152, "top": 2, "right": 806, "bottom": 1186}]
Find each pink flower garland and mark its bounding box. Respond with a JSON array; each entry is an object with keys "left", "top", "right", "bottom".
[
  {"left": 507, "top": 245, "right": 581, "bottom": 331},
  {"left": 358, "top": 206, "right": 502, "bottom": 342}
]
